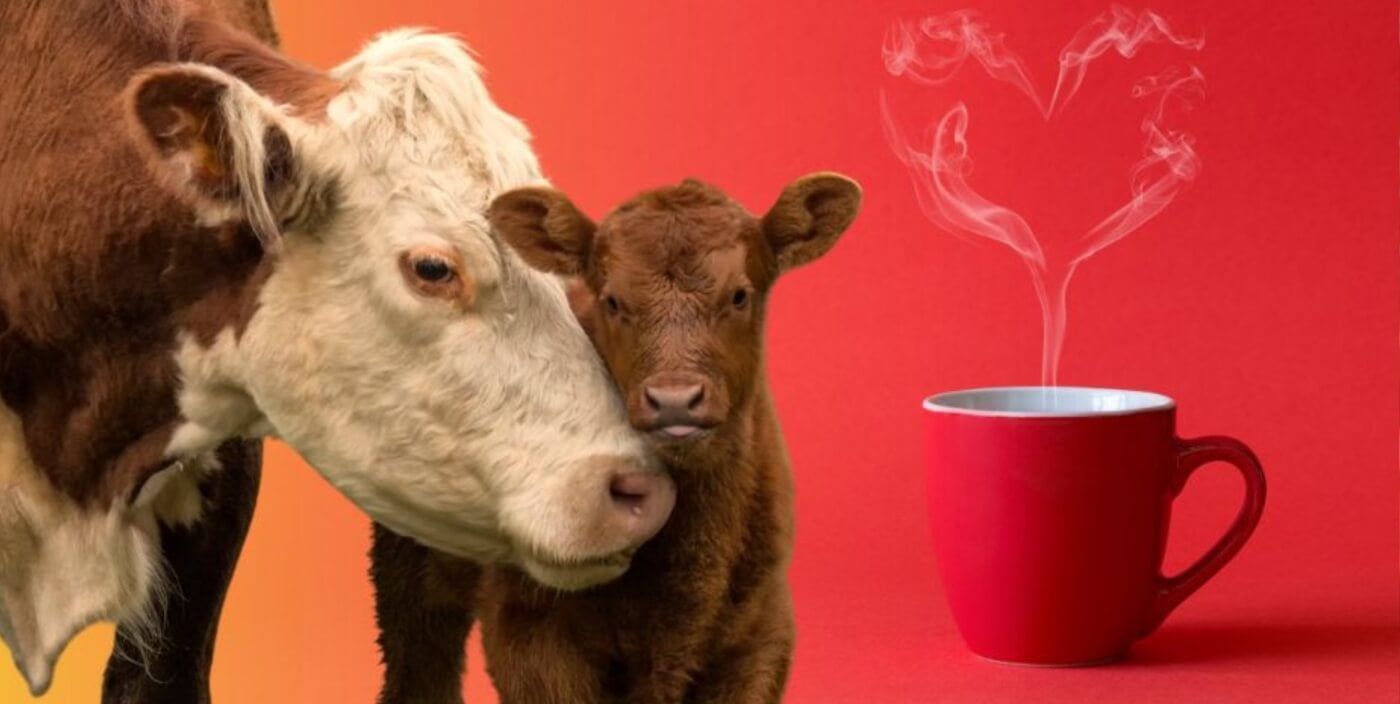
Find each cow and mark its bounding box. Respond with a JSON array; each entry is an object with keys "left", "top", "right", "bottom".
[
  {"left": 370, "top": 173, "right": 862, "bottom": 703},
  {"left": 0, "top": 0, "right": 673, "bottom": 698}
]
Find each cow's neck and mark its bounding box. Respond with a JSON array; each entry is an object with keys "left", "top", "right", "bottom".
[
  {"left": 0, "top": 0, "right": 293, "bottom": 509},
  {"left": 0, "top": 1, "right": 284, "bottom": 695},
  {"left": 0, "top": 191, "right": 274, "bottom": 700},
  {"left": 0, "top": 222, "right": 271, "bottom": 508}
]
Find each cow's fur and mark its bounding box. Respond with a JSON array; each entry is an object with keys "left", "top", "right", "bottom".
[
  {"left": 1, "top": 0, "right": 659, "bottom": 696},
  {"left": 0, "top": 401, "right": 170, "bottom": 696},
  {"left": 371, "top": 174, "right": 862, "bottom": 704},
  {"left": 148, "top": 28, "right": 657, "bottom": 573},
  {"left": 1, "top": 3, "right": 274, "bottom": 696}
]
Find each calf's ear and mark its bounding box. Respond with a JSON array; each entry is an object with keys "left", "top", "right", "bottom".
[
  {"left": 489, "top": 188, "right": 596, "bottom": 276},
  {"left": 762, "top": 172, "right": 862, "bottom": 272},
  {"left": 124, "top": 64, "right": 297, "bottom": 248},
  {"left": 564, "top": 277, "right": 600, "bottom": 341}
]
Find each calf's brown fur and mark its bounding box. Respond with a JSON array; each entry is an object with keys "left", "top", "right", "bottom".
[{"left": 371, "top": 173, "right": 860, "bottom": 703}]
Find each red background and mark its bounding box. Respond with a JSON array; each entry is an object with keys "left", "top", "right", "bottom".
[{"left": 4, "top": 0, "right": 1396, "bottom": 702}]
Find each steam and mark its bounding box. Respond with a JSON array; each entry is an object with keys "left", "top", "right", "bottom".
[
  {"left": 883, "top": 12, "right": 1048, "bottom": 117},
  {"left": 882, "top": 6, "right": 1203, "bottom": 385},
  {"left": 1050, "top": 7, "right": 1204, "bottom": 117},
  {"left": 1077, "top": 66, "right": 1203, "bottom": 263},
  {"left": 880, "top": 98, "right": 1045, "bottom": 269}
]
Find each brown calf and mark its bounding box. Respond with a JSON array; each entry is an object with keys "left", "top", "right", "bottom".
[{"left": 371, "top": 173, "right": 861, "bottom": 703}]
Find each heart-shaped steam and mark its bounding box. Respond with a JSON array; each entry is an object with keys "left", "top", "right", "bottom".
[{"left": 881, "top": 7, "right": 1204, "bottom": 385}]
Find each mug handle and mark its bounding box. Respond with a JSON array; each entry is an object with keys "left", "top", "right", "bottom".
[{"left": 1140, "top": 435, "right": 1267, "bottom": 636}]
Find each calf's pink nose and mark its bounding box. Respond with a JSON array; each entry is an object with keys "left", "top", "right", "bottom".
[{"left": 644, "top": 384, "right": 705, "bottom": 414}]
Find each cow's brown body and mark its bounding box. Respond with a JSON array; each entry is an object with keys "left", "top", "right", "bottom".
[
  {"left": 373, "top": 174, "right": 861, "bottom": 703},
  {"left": 0, "top": 0, "right": 302, "bottom": 506},
  {"left": 1, "top": 2, "right": 276, "bottom": 700}
]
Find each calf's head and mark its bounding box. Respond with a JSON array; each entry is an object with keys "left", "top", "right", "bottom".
[
  {"left": 491, "top": 174, "right": 861, "bottom": 455},
  {"left": 122, "top": 30, "right": 671, "bottom": 590}
]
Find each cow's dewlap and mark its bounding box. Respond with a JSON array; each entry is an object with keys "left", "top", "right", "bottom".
[{"left": 0, "top": 402, "right": 206, "bottom": 696}]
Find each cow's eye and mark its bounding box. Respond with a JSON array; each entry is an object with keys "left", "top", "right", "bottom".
[
  {"left": 605, "top": 294, "right": 621, "bottom": 315},
  {"left": 413, "top": 257, "right": 455, "bottom": 283},
  {"left": 731, "top": 288, "right": 749, "bottom": 309},
  {"left": 399, "top": 248, "right": 474, "bottom": 307}
]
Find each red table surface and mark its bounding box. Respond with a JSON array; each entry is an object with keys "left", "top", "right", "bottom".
[{"left": 6, "top": 0, "right": 1397, "bottom": 702}]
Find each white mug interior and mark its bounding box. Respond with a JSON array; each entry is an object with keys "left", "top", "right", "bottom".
[{"left": 922, "top": 387, "right": 1175, "bottom": 418}]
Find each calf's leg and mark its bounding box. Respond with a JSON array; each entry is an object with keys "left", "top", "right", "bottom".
[
  {"left": 371, "top": 524, "right": 479, "bottom": 704},
  {"left": 683, "top": 634, "right": 793, "bottom": 704},
  {"left": 477, "top": 571, "right": 608, "bottom": 704},
  {"left": 479, "top": 615, "right": 606, "bottom": 704},
  {"left": 101, "top": 438, "right": 262, "bottom": 704},
  {"left": 683, "top": 590, "right": 795, "bottom": 704}
]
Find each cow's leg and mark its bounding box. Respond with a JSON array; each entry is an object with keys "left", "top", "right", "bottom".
[
  {"left": 101, "top": 438, "right": 263, "bottom": 704},
  {"left": 371, "top": 524, "right": 479, "bottom": 704}
]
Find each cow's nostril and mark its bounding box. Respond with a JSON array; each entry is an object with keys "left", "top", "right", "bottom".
[
  {"left": 609, "top": 472, "right": 656, "bottom": 515},
  {"left": 644, "top": 387, "right": 663, "bottom": 412},
  {"left": 587, "top": 460, "right": 677, "bottom": 552}
]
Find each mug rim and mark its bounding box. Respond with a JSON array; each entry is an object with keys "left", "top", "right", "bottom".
[{"left": 922, "top": 386, "right": 1176, "bottom": 418}]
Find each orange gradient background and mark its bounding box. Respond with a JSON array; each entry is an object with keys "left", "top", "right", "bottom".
[{"left": 4, "top": 1, "right": 1397, "bottom": 702}]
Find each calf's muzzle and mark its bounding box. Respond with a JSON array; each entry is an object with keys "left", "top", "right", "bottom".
[{"left": 636, "top": 372, "right": 719, "bottom": 438}]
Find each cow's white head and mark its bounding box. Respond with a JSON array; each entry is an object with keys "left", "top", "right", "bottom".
[{"left": 123, "top": 30, "right": 674, "bottom": 591}]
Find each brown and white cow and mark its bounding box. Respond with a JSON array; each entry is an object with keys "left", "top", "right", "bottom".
[
  {"left": 0, "top": 0, "right": 672, "bottom": 696},
  {"left": 370, "top": 173, "right": 862, "bottom": 704}
]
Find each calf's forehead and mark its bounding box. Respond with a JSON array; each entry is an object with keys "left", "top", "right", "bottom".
[{"left": 596, "top": 199, "right": 765, "bottom": 292}]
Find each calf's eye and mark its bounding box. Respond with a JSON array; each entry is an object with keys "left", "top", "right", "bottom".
[
  {"left": 413, "top": 257, "right": 455, "bottom": 283},
  {"left": 732, "top": 288, "right": 749, "bottom": 309},
  {"left": 605, "top": 295, "right": 621, "bottom": 315}
]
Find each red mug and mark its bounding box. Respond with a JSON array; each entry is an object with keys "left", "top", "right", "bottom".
[{"left": 923, "top": 387, "right": 1266, "bottom": 666}]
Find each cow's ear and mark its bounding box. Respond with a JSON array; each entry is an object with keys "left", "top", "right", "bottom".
[
  {"left": 124, "top": 64, "right": 296, "bottom": 248},
  {"left": 761, "top": 172, "right": 862, "bottom": 272},
  {"left": 489, "top": 187, "right": 596, "bottom": 276}
]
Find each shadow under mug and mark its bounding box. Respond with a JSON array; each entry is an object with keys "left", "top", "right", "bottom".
[{"left": 922, "top": 387, "right": 1266, "bottom": 666}]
